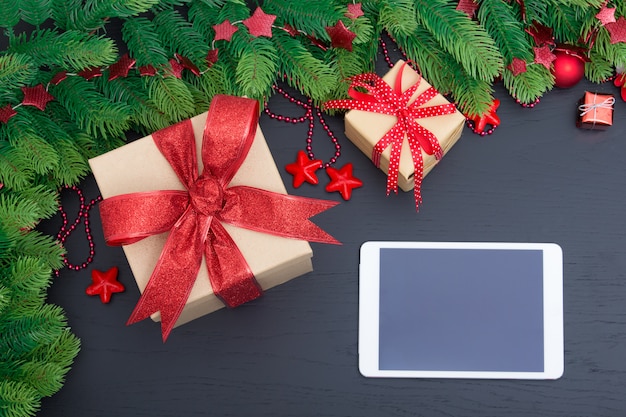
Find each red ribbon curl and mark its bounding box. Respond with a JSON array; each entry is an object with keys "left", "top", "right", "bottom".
[
  {"left": 99, "top": 95, "right": 340, "bottom": 341},
  {"left": 324, "top": 63, "right": 457, "bottom": 210}
]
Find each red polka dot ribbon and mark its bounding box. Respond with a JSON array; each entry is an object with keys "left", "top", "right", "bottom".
[{"left": 324, "top": 63, "right": 457, "bottom": 209}]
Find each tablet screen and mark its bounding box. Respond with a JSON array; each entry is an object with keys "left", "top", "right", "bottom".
[{"left": 359, "top": 242, "right": 563, "bottom": 379}]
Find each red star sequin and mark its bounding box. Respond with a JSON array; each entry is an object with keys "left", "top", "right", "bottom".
[
  {"left": 86, "top": 267, "right": 125, "bottom": 304},
  {"left": 456, "top": 0, "right": 479, "bottom": 18},
  {"left": 176, "top": 53, "right": 200, "bottom": 76},
  {"left": 325, "top": 20, "right": 357, "bottom": 51},
  {"left": 533, "top": 45, "right": 556, "bottom": 69},
  {"left": 21, "top": 84, "right": 54, "bottom": 110},
  {"left": 285, "top": 150, "right": 322, "bottom": 188},
  {"left": 525, "top": 21, "right": 555, "bottom": 46},
  {"left": 243, "top": 7, "right": 276, "bottom": 38},
  {"left": 213, "top": 20, "right": 238, "bottom": 42},
  {"left": 596, "top": 5, "right": 616, "bottom": 26},
  {"left": 325, "top": 163, "right": 363, "bottom": 200},
  {"left": 606, "top": 16, "right": 626, "bottom": 44},
  {"left": 507, "top": 57, "right": 527, "bottom": 76},
  {"left": 168, "top": 58, "right": 184, "bottom": 78},
  {"left": 0, "top": 105, "right": 17, "bottom": 124},
  {"left": 345, "top": 3, "right": 364, "bottom": 19},
  {"left": 139, "top": 65, "right": 157, "bottom": 76},
  {"left": 108, "top": 53, "right": 136, "bottom": 81},
  {"left": 78, "top": 67, "right": 102, "bottom": 80},
  {"left": 50, "top": 71, "right": 67, "bottom": 85},
  {"left": 467, "top": 98, "right": 501, "bottom": 132}
]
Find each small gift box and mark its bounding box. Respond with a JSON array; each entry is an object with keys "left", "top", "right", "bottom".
[
  {"left": 325, "top": 60, "right": 465, "bottom": 208},
  {"left": 577, "top": 91, "right": 614, "bottom": 130},
  {"left": 89, "top": 95, "right": 338, "bottom": 341}
]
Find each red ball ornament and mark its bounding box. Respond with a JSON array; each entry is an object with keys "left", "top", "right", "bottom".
[{"left": 552, "top": 48, "right": 586, "bottom": 88}]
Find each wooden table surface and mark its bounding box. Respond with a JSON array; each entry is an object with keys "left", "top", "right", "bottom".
[{"left": 38, "top": 61, "right": 626, "bottom": 417}]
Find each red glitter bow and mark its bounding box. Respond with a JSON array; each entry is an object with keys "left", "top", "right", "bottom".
[
  {"left": 99, "top": 95, "right": 339, "bottom": 341},
  {"left": 324, "top": 63, "right": 457, "bottom": 209}
]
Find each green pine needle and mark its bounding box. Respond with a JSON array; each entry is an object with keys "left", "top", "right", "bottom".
[
  {"left": 0, "top": 381, "right": 40, "bottom": 417},
  {"left": 503, "top": 63, "right": 554, "bottom": 104},
  {"left": 375, "top": 0, "right": 419, "bottom": 37},
  {"left": 0, "top": 54, "right": 38, "bottom": 103},
  {"left": 153, "top": 9, "right": 210, "bottom": 65},
  {"left": 18, "top": 0, "right": 53, "bottom": 26},
  {"left": 11, "top": 231, "right": 64, "bottom": 271},
  {"left": 478, "top": 0, "right": 533, "bottom": 64},
  {"left": 122, "top": 17, "right": 171, "bottom": 69},
  {"left": 145, "top": 75, "right": 196, "bottom": 122},
  {"left": 233, "top": 35, "right": 278, "bottom": 101}
]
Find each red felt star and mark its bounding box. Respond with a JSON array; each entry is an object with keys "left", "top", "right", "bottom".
[
  {"left": 168, "top": 58, "right": 184, "bottom": 78},
  {"left": 108, "top": 53, "right": 136, "bottom": 81},
  {"left": 175, "top": 53, "right": 200, "bottom": 76},
  {"left": 533, "top": 45, "right": 556, "bottom": 69},
  {"left": 525, "top": 21, "right": 555, "bottom": 46},
  {"left": 21, "top": 84, "right": 54, "bottom": 110},
  {"left": 78, "top": 67, "right": 102, "bottom": 80},
  {"left": 467, "top": 98, "right": 501, "bottom": 132},
  {"left": 596, "top": 5, "right": 616, "bottom": 26},
  {"left": 243, "top": 7, "right": 276, "bottom": 38},
  {"left": 507, "top": 57, "right": 527, "bottom": 76},
  {"left": 0, "top": 105, "right": 17, "bottom": 124},
  {"left": 345, "top": 3, "right": 364, "bottom": 20},
  {"left": 214, "top": 20, "right": 238, "bottom": 42},
  {"left": 207, "top": 49, "right": 219, "bottom": 66},
  {"left": 325, "top": 163, "right": 363, "bottom": 200},
  {"left": 325, "top": 20, "right": 357, "bottom": 51},
  {"left": 50, "top": 71, "right": 67, "bottom": 85},
  {"left": 139, "top": 65, "right": 157, "bottom": 76},
  {"left": 86, "top": 266, "right": 125, "bottom": 304},
  {"left": 285, "top": 150, "right": 322, "bottom": 188},
  {"left": 456, "top": 0, "right": 479, "bottom": 18},
  {"left": 605, "top": 16, "right": 626, "bottom": 44}
]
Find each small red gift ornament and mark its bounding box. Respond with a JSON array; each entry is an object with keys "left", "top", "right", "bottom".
[{"left": 576, "top": 91, "right": 614, "bottom": 130}]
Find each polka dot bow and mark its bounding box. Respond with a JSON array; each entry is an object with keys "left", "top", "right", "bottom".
[{"left": 325, "top": 63, "right": 457, "bottom": 210}]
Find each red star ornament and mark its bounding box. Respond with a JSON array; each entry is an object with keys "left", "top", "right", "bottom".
[
  {"left": 325, "top": 20, "right": 357, "bottom": 51},
  {"left": 285, "top": 150, "right": 322, "bottom": 188},
  {"left": 78, "top": 67, "right": 102, "bottom": 80},
  {"left": 525, "top": 21, "right": 555, "bottom": 46},
  {"left": 613, "top": 72, "right": 626, "bottom": 102},
  {"left": 325, "top": 163, "right": 363, "bottom": 200},
  {"left": 207, "top": 49, "right": 219, "bottom": 66},
  {"left": 468, "top": 98, "right": 501, "bottom": 132},
  {"left": 345, "top": 3, "right": 364, "bottom": 20},
  {"left": 243, "top": 7, "right": 276, "bottom": 38},
  {"left": 108, "top": 53, "right": 136, "bottom": 81},
  {"left": 176, "top": 53, "right": 200, "bottom": 76},
  {"left": 456, "top": 0, "right": 479, "bottom": 18},
  {"left": 596, "top": 5, "right": 616, "bottom": 26},
  {"left": 21, "top": 84, "right": 54, "bottom": 110},
  {"left": 168, "top": 58, "right": 184, "bottom": 78},
  {"left": 50, "top": 71, "right": 68, "bottom": 85},
  {"left": 507, "top": 57, "right": 527, "bottom": 75},
  {"left": 0, "top": 105, "right": 17, "bottom": 124},
  {"left": 213, "top": 20, "right": 238, "bottom": 41},
  {"left": 605, "top": 16, "right": 626, "bottom": 44},
  {"left": 139, "top": 65, "right": 157, "bottom": 76},
  {"left": 533, "top": 45, "right": 556, "bottom": 69},
  {"left": 86, "top": 266, "right": 125, "bottom": 304}
]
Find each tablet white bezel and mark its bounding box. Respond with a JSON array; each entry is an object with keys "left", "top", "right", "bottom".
[{"left": 358, "top": 241, "right": 563, "bottom": 379}]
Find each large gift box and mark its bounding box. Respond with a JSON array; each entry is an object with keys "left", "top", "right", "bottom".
[
  {"left": 89, "top": 95, "right": 337, "bottom": 340},
  {"left": 326, "top": 60, "right": 465, "bottom": 206}
]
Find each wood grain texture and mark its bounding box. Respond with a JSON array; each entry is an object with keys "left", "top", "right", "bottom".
[{"left": 38, "top": 73, "right": 626, "bottom": 417}]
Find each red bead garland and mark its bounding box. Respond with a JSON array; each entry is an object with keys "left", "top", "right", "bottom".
[
  {"left": 264, "top": 84, "right": 341, "bottom": 168},
  {"left": 55, "top": 185, "right": 102, "bottom": 276}
]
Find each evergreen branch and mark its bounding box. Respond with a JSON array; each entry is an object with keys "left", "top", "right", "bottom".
[
  {"left": 18, "top": 0, "right": 53, "bottom": 27},
  {"left": 144, "top": 75, "right": 196, "bottom": 122},
  {"left": 585, "top": 51, "right": 613, "bottom": 83},
  {"left": 545, "top": 2, "right": 585, "bottom": 44},
  {"left": 188, "top": 64, "right": 232, "bottom": 111},
  {"left": 263, "top": 0, "right": 344, "bottom": 39},
  {"left": 153, "top": 9, "right": 210, "bottom": 65},
  {"left": 0, "top": 194, "right": 45, "bottom": 231},
  {"left": 188, "top": 0, "right": 224, "bottom": 39},
  {"left": 122, "top": 17, "right": 171, "bottom": 68},
  {"left": 15, "top": 361, "right": 65, "bottom": 397},
  {"left": 522, "top": 0, "right": 548, "bottom": 23},
  {"left": 477, "top": 0, "right": 533, "bottom": 64},
  {"left": 3, "top": 256, "right": 51, "bottom": 296},
  {"left": 0, "top": 284, "right": 11, "bottom": 315},
  {"left": 414, "top": 0, "right": 502, "bottom": 81},
  {"left": 7, "top": 29, "right": 118, "bottom": 71},
  {"left": 0, "top": 381, "right": 40, "bottom": 417},
  {"left": 14, "top": 185, "right": 58, "bottom": 221},
  {"left": 0, "top": 142, "right": 34, "bottom": 191},
  {"left": 11, "top": 231, "right": 64, "bottom": 271},
  {"left": 0, "top": 54, "right": 38, "bottom": 103},
  {"left": 0, "top": 0, "right": 20, "bottom": 28},
  {"left": 49, "top": 0, "right": 82, "bottom": 30},
  {"left": 231, "top": 33, "right": 278, "bottom": 101},
  {"left": 503, "top": 63, "right": 554, "bottom": 103},
  {"left": 66, "top": 0, "right": 161, "bottom": 31},
  {"left": 28, "top": 328, "right": 80, "bottom": 375},
  {"left": 373, "top": 0, "right": 419, "bottom": 37},
  {"left": 7, "top": 111, "right": 60, "bottom": 177}
]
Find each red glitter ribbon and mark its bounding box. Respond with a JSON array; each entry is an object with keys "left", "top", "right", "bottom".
[
  {"left": 99, "top": 95, "right": 339, "bottom": 341},
  {"left": 324, "top": 63, "right": 458, "bottom": 209}
]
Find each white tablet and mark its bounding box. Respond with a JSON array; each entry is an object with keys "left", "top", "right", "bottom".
[{"left": 359, "top": 241, "right": 563, "bottom": 379}]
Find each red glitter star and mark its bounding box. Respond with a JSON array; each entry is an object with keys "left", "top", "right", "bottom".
[
  {"left": 345, "top": 3, "right": 364, "bottom": 20},
  {"left": 507, "top": 57, "right": 527, "bottom": 76},
  {"left": 213, "top": 20, "right": 238, "bottom": 42},
  {"left": 605, "top": 16, "right": 626, "bottom": 44},
  {"left": 78, "top": 67, "right": 102, "bottom": 80},
  {"left": 325, "top": 163, "right": 363, "bottom": 200},
  {"left": 139, "top": 65, "right": 157, "bottom": 76},
  {"left": 167, "top": 58, "right": 184, "bottom": 78},
  {"left": 50, "top": 71, "right": 67, "bottom": 85},
  {"left": 108, "top": 53, "right": 136, "bottom": 81},
  {"left": 525, "top": 21, "right": 555, "bottom": 46},
  {"left": 21, "top": 84, "right": 54, "bottom": 110},
  {"left": 0, "top": 105, "right": 17, "bottom": 124},
  {"left": 533, "top": 45, "right": 556, "bottom": 69},
  {"left": 207, "top": 49, "right": 219, "bottom": 66},
  {"left": 86, "top": 266, "right": 125, "bottom": 304},
  {"left": 325, "top": 20, "right": 357, "bottom": 51},
  {"left": 467, "top": 98, "right": 501, "bottom": 132},
  {"left": 285, "top": 150, "right": 322, "bottom": 188},
  {"left": 243, "top": 7, "right": 276, "bottom": 38},
  {"left": 175, "top": 53, "right": 200, "bottom": 76},
  {"left": 596, "top": 5, "right": 616, "bottom": 26},
  {"left": 456, "top": 0, "right": 479, "bottom": 18}
]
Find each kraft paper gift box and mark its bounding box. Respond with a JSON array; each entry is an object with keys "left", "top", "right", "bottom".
[
  {"left": 344, "top": 60, "right": 466, "bottom": 192},
  {"left": 89, "top": 112, "right": 314, "bottom": 328}
]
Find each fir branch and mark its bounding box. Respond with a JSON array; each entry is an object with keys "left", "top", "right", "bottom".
[
  {"left": 373, "top": 0, "right": 419, "bottom": 37},
  {"left": 503, "top": 63, "right": 554, "bottom": 104},
  {"left": 521, "top": 0, "right": 548, "bottom": 23},
  {"left": 0, "top": 0, "right": 20, "bottom": 28},
  {"left": 65, "top": 0, "right": 161, "bottom": 32},
  {"left": 585, "top": 51, "right": 614, "bottom": 83},
  {"left": 13, "top": 185, "right": 58, "bottom": 221},
  {"left": 188, "top": 64, "right": 232, "bottom": 111},
  {"left": 0, "top": 54, "right": 38, "bottom": 103},
  {"left": 153, "top": 9, "right": 210, "bottom": 65},
  {"left": 28, "top": 328, "right": 80, "bottom": 376},
  {"left": 15, "top": 361, "right": 65, "bottom": 397},
  {"left": 144, "top": 75, "right": 196, "bottom": 122},
  {"left": 477, "top": 0, "right": 533, "bottom": 64},
  {"left": 122, "top": 17, "right": 171, "bottom": 69},
  {"left": 7, "top": 29, "right": 118, "bottom": 71},
  {"left": 0, "top": 142, "right": 35, "bottom": 191},
  {"left": 414, "top": 0, "right": 502, "bottom": 81},
  {"left": 0, "top": 194, "right": 45, "bottom": 231},
  {"left": 18, "top": 0, "right": 53, "bottom": 27},
  {"left": 49, "top": 0, "right": 82, "bottom": 30},
  {"left": 188, "top": 0, "right": 224, "bottom": 39},
  {"left": 263, "top": 0, "right": 344, "bottom": 39},
  {"left": 0, "top": 381, "right": 40, "bottom": 417},
  {"left": 545, "top": 2, "right": 585, "bottom": 44},
  {"left": 11, "top": 231, "right": 64, "bottom": 271},
  {"left": 0, "top": 285, "right": 10, "bottom": 315},
  {"left": 3, "top": 256, "right": 51, "bottom": 296},
  {"left": 593, "top": 29, "right": 626, "bottom": 68},
  {"left": 231, "top": 33, "right": 278, "bottom": 101}
]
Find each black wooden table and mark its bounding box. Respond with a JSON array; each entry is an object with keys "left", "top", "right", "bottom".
[{"left": 39, "top": 72, "right": 626, "bottom": 417}]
